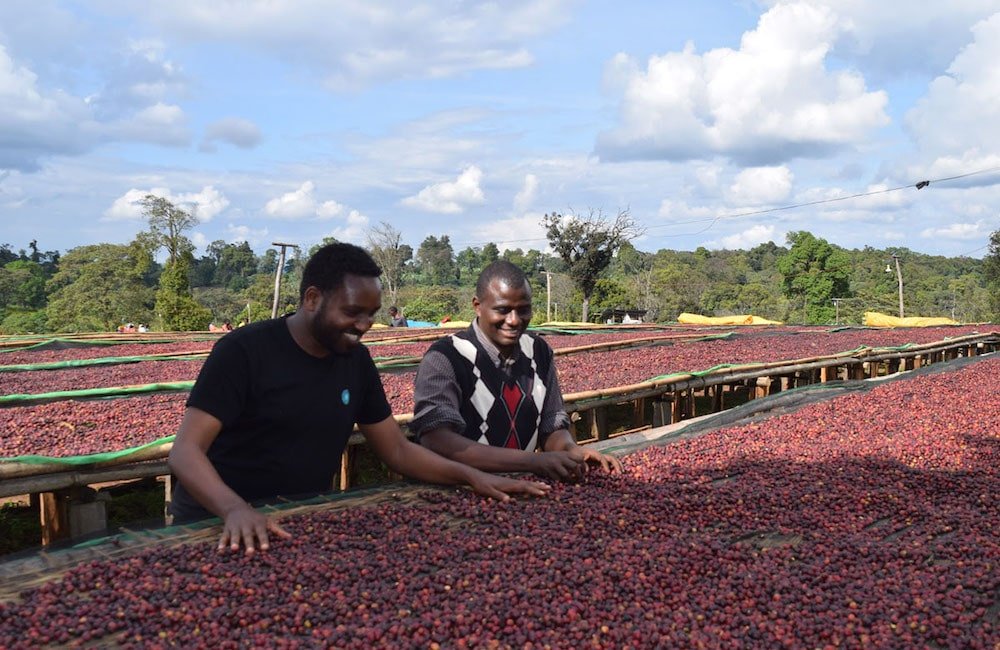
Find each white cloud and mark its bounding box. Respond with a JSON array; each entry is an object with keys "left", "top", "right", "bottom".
[
  {"left": 919, "top": 221, "right": 989, "bottom": 240},
  {"left": 326, "top": 209, "right": 369, "bottom": 244},
  {"left": 202, "top": 117, "right": 262, "bottom": 151},
  {"left": 705, "top": 224, "right": 780, "bottom": 250},
  {"left": 596, "top": 2, "right": 889, "bottom": 165},
  {"left": 473, "top": 212, "right": 548, "bottom": 251},
  {"left": 226, "top": 223, "right": 270, "bottom": 247},
  {"left": 905, "top": 13, "right": 1000, "bottom": 176},
  {"left": 126, "top": 1, "right": 574, "bottom": 89},
  {"left": 264, "top": 181, "right": 345, "bottom": 220},
  {"left": 103, "top": 185, "right": 229, "bottom": 222},
  {"left": 727, "top": 166, "right": 793, "bottom": 205},
  {"left": 402, "top": 166, "right": 485, "bottom": 214},
  {"left": 513, "top": 174, "right": 538, "bottom": 213}
]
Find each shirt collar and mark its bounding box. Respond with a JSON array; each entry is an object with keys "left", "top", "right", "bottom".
[{"left": 472, "top": 318, "right": 520, "bottom": 369}]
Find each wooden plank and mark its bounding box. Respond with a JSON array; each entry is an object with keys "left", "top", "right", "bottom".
[
  {"left": 631, "top": 397, "right": 646, "bottom": 428},
  {"left": 40, "top": 490, "right": 69, "bottom": 546}
]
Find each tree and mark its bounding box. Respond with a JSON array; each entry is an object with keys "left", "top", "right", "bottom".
[
  {"left": 155, "top": 256, "right": 213, "bottom": 330},
  {"left": 366, "top": 222, "right": 411, "bottom": 306},
  {"left": 46, "top": 243, "right": 155, "bottom": 331},
  {"left": 543, "top": 209, "right": 641, "bottom": 321},
  {"left": 140, "top": 195, "right": 198, "bottom": 265},
  {"left": 984, "top": 229, "right": 1000, "bottom": 321},
  {"left": 415, "top": 235, "right": 457, "bottom": 286},
  {"left": 0, "top": 260, "right": 47, "bottom": 310},
  {"left": 214, "top": 241, "right": 258, "bottom": 291},
  {"left": 776, "top": 231, "right": 851, "bottom": 323}
]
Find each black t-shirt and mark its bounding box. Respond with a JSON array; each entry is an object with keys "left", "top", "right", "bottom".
[{"left": 171, "top": 317, "right": 392, "bottom": 521}]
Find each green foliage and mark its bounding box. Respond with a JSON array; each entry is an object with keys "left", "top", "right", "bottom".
[
  {"left": 415, "top": 235, "right": 457, "bottom": 285},
  {"left": 776, "top": 231, "right": 851, "bottom": 323},
  {"left": 0, "top": 309, "right": 49, "bottom": 334},
  {"left": 45, "top": 242, "right": 155, "bottom": 332},
  {"left": 984, "top": 230, "right": 1000, "bottom": 321},
  {"left": 588, "top": 278, "right": 632, "bottom": 322},
  {"left": 398, "top": 286, "right": 464, "bottom": 323},
  {"left": 0, "top": 260, "right": 47, "bottom": 310},
  {"left": 155, "top": 257, "right": 213, "bottom": 331}
]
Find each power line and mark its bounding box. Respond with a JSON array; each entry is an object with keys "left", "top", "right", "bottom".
[{"left": 448, "top": 165, "right": 1000, "bottom": 248}]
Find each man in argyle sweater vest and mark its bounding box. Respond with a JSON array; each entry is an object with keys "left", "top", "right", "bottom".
[{"left": 410, "top": 261, "right": 622, "bottom": 481}]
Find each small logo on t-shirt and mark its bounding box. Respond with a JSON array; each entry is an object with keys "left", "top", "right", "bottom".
[{"left": 341, "top": 388, "right": 350, "bottom": 405}]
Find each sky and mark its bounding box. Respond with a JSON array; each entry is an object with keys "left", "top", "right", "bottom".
[{"left": 1, "top": 0, "right": 999, "bottom": 260}]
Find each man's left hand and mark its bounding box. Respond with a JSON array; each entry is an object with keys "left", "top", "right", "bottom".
[{"left": 568, "top": 446, "right": 624, "bottom": 474}]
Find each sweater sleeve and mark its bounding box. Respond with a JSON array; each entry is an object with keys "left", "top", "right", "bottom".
[{"left": 409, "top": 349, "right": 467, "bottom": 438}]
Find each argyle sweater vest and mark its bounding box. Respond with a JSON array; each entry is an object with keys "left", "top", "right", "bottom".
[{"left": 432, "top": 326, "right": 552, "bottom": 451}]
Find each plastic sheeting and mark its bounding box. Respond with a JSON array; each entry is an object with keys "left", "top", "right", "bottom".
[
  {"left": 678, "top": 313, "right": 783, "bottom": 326},
  {"left": 863, "top": 311, "right": 961, "bottom": 327}
]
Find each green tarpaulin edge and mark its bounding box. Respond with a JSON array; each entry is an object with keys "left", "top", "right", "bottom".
[
  {"left": 0, "top": 381, "right": 195, "bottom": 405},
  {"left": 0, "top": 434, "right": 175, "bottom": 465},
  {"left": 0, "top": 353, "right": 208, "bottom": 373}
]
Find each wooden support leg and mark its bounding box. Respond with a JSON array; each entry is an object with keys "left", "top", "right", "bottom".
[
  {"left": 651, "top": 398, "right": 671, "bottom": 428},
  {"left": 591, "top": 406, "right": 609, "bottom": 440},
  {"left": 632, "top": 397, "right": 646, "bottom": 428},
  {"left": 671, "top": 390, "right": 683, "bottom": 423},
  {"left": 40, "top": 491, "right": 70, "bottom": 546},
  {"left": 754, "top": 377, "right": 771, "bottom": 399},
  {"left": 712, "top": 385, "right": 724, "bottom": 412},
  {"left": 339, "top": 447, "right": 353, "bottom": 491}
]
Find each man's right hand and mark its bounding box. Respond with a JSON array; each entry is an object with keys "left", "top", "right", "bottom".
[
  {"left": 530, "top": 450, "right": 588, "bottom": 482},
  {"left": 218, "top": 502, "right": 291, "bottom": 555}
]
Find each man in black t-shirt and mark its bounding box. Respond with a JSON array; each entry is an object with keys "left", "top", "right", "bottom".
[{"left": 169, "top": 243, "right": 549, "bottom": 554}]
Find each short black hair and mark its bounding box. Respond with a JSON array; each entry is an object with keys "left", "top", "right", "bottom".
[
  {"left": 476, "top": 260, "right": 529, "bottom": 298},
  {"left": 299, "top": 242, "right": 382, "bottom": 300},
  {"left": 388, "top": 306, "right": 399, "bottom": 314}
]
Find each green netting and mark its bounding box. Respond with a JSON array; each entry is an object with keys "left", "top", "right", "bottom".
[
  {"left": 0, "top": 336, "right": 218, "bottom": 353},
  {"left": 0, "top": 353, "right": 209, "bottom": 373},
  {"left": 642, "top": 345, "right": 870, "bottom": 384},
  {"left": 0, "top": 435, "right": 175, "bottom": 465},
  {"left": 0, "top": 381, "right": 194, "bottom": 405}
]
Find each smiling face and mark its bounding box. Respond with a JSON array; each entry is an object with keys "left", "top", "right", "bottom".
[
  {"left": 474, "top": 278, "right": 532, "bottom": 355},
  {"left": 306, "top": 274, "right": 382, "bottom": 355}
]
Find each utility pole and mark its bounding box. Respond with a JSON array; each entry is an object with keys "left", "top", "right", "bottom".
[
  {"left": 541, "top": 271, "right": 553, "bottom": 322},
  {"left": 891, "top": 254, "right": 904, "bottom": 318},
  {"left": 271, "top": 242, "right": 299, "bottom": 319},
  {"left": 831, "top": 298, "right": 843, "bottom": 325}
]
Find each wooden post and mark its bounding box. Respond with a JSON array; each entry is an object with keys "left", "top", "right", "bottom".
[
  {"left": 339, "top": 447, "right": 352, "bottom": 491},
  {"left": 671, "top": 390, "right": 684, "bottom": 423},
  {"left": 652, "top": 398, "right": 671, "bottom": 428},
  {"left": 632, "top": 397, "right": 646, "bottom": 428},
  {"left": 711, "top": 385, "right": 724, "bottom": 412},
  {"left": 40, "top": 490, "right": 70, "bottom": 546},
  {"left": 591, "top": 406, "right": 609, "bottom": 440}
]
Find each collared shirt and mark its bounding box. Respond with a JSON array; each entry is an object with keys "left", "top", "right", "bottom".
[{"left": 409, "top": 319, "right": 571, "bottom": 443}]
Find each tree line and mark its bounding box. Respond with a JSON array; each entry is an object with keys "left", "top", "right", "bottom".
[{"left": 1, "top": 198, "right": 998, "bottom": 333}]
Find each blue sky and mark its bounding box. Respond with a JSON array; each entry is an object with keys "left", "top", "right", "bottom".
[{"left": 1, "top": 0, "right": 999, "bottom": 259}]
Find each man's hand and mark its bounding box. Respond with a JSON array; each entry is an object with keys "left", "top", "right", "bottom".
[
  {"left": 218, "top": 502, "right": 291, "bottom": 555},
  {"left": 530, "top": 450, "right": 588, "bottom": 482},
  {"left": 569, "top": 446, "right": 624, "bottom": 474},
  {"left": 466, "top": 471, "right": 551, "bottom": 501}
]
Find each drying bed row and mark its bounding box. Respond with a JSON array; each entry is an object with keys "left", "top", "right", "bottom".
[
  {"left": 0, "top": 358, "right": 996, "bottom": 648},
  {"left": 0, "top": 336, "right": 993, "bottom": 458},
  {"left": 2, "top": 326, "right": 991, "bottom": 398}
]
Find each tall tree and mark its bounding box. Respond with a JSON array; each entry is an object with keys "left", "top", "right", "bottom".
[
  {"left": 776, "top": 231, "right": 851, "bottom": 323},
  {"left": 140, "top": 195, "right": 198, "bottom": 265},
  {"left": 156, "top": 255, "right": 213, "bottom": 330},
  {"left": 45, "top": 243, "right": 155, "bottom": 331},
  {"left": 543, "top": 209, "right": 640, "bottom": 321},
  {"left": 366, "top": 222, "right": 411, "bottom": 306},
  {"left": 415, "top": 235, "right": 457, "bottom": 286},
  {"left": 984, "top": 229, "right": 1000, "bottom": 321}
]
